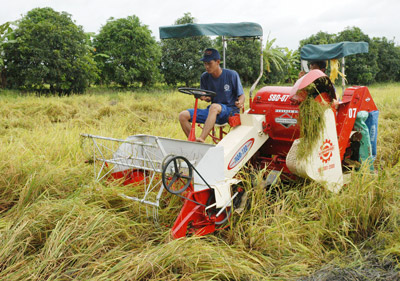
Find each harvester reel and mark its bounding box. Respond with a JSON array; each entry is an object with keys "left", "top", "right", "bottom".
[
  {"left": 162, "top": 155, "right": 193, "bottom": 194},
  {"left": 178, "top": 87, "right": 216, "bottom": 99}
]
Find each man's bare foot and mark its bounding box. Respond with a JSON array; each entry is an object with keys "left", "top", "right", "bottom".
[{"left": 195, "top": 137, "right": 205, "bottom": 143}]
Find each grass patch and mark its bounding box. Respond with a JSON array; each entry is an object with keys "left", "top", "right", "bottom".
[{"left": 0, "top": 84, "right": 399, "bottom": 279}]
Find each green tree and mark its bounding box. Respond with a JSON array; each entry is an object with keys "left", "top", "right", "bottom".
[
  {"left": 217, "top": 39, "right": 262, "bottom": 86},
  {"left": 94, "top": 15, "right": 161, "bottom": 87},
  {"left": 282, "top": 47, "right": 300, "bottom": 84},
  {"left": 262, "top": 37, "right": 285, "bottom": 84},
  {"left": 372, "top": 36, "right": 400, "bottom": 82},
  {"left": 160, "top": 13, "right": 211, "bottom": 86},
  {"left": 299, "top": 31, "right": 336, "bottom": 46},
  {"left": 336, "top": 27, "right": 378, "bottom": 85},
  {"left": 3, "top": 8, "right": 98, "bottom": 94},
  {"left": 0, "top": 21, "right": 13, "bottom": 88},
  {"left": 263, "top": 60, "right": 285, "bottom": 84},
  {"left": 263, "top": 48, "right": 300, "bottom": 85}
]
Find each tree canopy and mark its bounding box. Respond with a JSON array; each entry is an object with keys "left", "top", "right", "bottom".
[
  {"left": 0, "top": 22, "right": 13, "bottom": 88},
  {"left": 1, "top": 7, "right": 399, "bottom": 93},
  {"left": 372, "top": 36, "right": 400, "bottom": 82},
  {"left": 214, "top": 38, "right": 262, "bottom": 86},
  {"left": 160, "top": 13, "right": 211, "bottom": 86},
  {"left": 336, "top": 27, "right": 378, "bottom": 85},
  {"left": 94, "top": 15, "right": 161, "bottom": 87},
  {"left": 3, "top": 7, "right": 98, "bottom": 94}
]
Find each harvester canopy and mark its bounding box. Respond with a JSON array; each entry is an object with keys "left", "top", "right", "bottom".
[
  {"left": 159, "top": 22, "right": 263, "bottom": 39},
  {"left": 300, "top": 42, "right": 369, "bottom": 92},
  {"left": 300, "top": 41, "right": 369, "bottom": 60}
]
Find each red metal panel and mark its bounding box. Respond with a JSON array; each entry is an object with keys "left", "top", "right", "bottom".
[
  {"left": 250, "top": 86, "right": 300, "bottom": 142},
  {"left": 336, "top": 86, "right": 378, "bottom": 160}
]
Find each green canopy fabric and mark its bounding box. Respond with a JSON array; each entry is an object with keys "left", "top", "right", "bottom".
[
  {"left": 159, "top": 22, "right": 263, "bottom": 39},
  {"left": 300, "top": 42, "right": 369, "bottom": 60}
]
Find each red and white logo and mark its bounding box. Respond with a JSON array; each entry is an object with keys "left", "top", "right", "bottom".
[
  {"left": 228, "top": 138, "right": 254, "bottom": 170},
  {"left": 319, "top": 139, "right": 334, "bottom": 163}
]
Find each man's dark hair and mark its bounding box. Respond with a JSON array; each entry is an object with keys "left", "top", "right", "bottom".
[{"left": 310, "top": 60, "right": 326, "bottom": 70}]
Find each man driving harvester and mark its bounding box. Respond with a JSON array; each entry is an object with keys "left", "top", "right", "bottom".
[{"left": 179, "top": 48, "right": 245, "bottom": 143}]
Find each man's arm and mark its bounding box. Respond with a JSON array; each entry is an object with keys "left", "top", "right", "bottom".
[
  {"left": 235, "top": 94, "right": 245, "bottom": 109},
  {"left": 200, "top": 72, "right": 213, "bottom": 103}
]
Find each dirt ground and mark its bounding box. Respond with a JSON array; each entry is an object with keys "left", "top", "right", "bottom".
[{"left": 298, "top": 254, "right": 400, "bottom": 281}]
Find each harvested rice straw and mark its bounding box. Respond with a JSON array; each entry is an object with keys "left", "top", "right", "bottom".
[{"left": 297, "top": 84, "right": 330, "bottom": 161}]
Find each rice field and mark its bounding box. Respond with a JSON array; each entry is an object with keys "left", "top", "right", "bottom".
[{"left": 0, "top": 84, "right": 399, "bottom": 280}]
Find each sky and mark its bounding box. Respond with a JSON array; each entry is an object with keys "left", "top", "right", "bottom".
[{"left": 2, "top": 0, "right": 400, "bottom": 50}]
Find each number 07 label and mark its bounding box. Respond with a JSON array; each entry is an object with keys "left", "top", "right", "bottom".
[{"left": 348, "top": 108, "right": 357, "bottom": 118}]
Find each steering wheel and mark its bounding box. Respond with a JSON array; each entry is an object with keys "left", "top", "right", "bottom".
[
  {"left": 161, "top": 156, "right": 193, "bottom": 195},
  {"left": 178, "top": 87, "right": 216, "bottom": 99}
]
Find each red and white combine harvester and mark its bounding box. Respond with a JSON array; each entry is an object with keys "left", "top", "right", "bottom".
[{"left": 82, "top": 23, "right": 379, "bottom": 238}]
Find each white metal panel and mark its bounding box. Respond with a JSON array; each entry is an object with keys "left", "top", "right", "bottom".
[
  {"left": 193, "top": 146, "right": 225, "bottom": 189},
  {"left": 286, "top": 109, "right": 344, "bottom": 192},
  {"left": 193, "top": 114, "right": 269, "bottom": 208},
  {"left": 218, "top": 114, "right": 269, "bottom": 179},
  {"left": 114, "top": 134, "right": 214, "bottom": 172},
  {"left": 193, "top": 146, "right": 232, "bottom": 208}
]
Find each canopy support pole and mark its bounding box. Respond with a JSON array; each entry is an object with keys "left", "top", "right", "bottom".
[
  {"left": 342, "top": 57, "right": 345, "bottom": 95},
  {"left": 222, "top": 36, "right": 226, "bottom": 69},
  {"left": 249, "top": 36, "right": 263, "bottom": 108}
]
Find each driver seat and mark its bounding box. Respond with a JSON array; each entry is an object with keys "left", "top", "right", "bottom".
[{"left": 197, "top": 122, "right": 230, "bottom": 144}]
